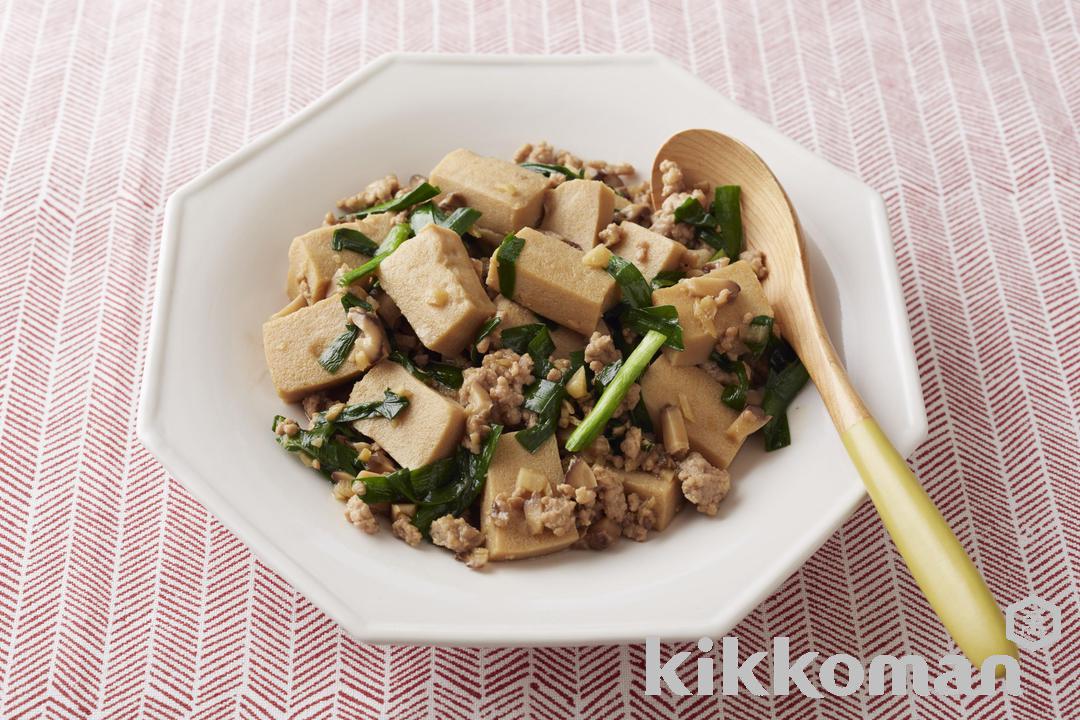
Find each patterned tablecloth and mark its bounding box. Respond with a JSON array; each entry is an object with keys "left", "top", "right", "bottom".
[{"left": 1, "top": 1, "right": 1077, "bottom": 718}]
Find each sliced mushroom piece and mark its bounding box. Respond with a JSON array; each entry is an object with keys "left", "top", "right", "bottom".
[
  {"left": 660, "top": 405, "right": 690, "bottom": 457},
  {"left": 271, "top": 293, "right": 308, "bottom": 319},
  {"left": 346, "top": 307, "right": 388, "bottom": 369},
  {"left": 564, "top": 456, "right": 597, "bottom": 489},
  {"left": 684, "top": 275, "right": 741, "bottom": 299},
  {"left": 725, "top": 406, "right": 770, "bottom": 442}
]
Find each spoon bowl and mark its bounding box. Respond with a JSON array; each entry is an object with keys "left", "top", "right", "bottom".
[{"left": 653, "top": 129, "right": 1016, "bottom": 667}]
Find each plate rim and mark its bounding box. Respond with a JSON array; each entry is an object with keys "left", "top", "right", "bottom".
[{"left": 138, "top": 51, "right": 928, "bottom": 647}]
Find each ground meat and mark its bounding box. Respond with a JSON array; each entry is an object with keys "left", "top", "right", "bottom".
[
  {"left": 627, "top": 182, "right": 652, "bottom": 207},
  {"left": 658, "top": 159, "right": 686, "bottom": 202},
  {"left": 638, "top": 444, "right": 674, "bottom": 474},
  {"left": 571, "top": 482, "right": 596, "bottom": 505},
  {"left": 650, "top": 189, "right": 706, "bottom": 245},
  {"left": 555, "top": 148, "right": 584, "bottom": 170},
  {"left": 716, "top": 313, "right": 754, "bottom": 359},
  {"left": 592, "top": 465, "right": 627, "bottom": 523},
  {"left": 430, "top": 515, "right": 483, "bottom": 553},
  {"left": 692, "top": 287, "right": 735, "bottom": 339},
  {"left": 612, "top": 427, "right": 671, "bottom": 473},
  {"left": 677, "top": 452, "right": 731, "bottom": 516},
  {"left": 546, "top": 357, "right": 571, "bottom": 382},
  {"left": 489, "top": 493, "right": 514, "bottom": 528},
  {"left": 622, "top": 492, "right": 657, "bottom": 542},
  {"left": 579, "top": 434, "right": 612, "bottom": 466},
  {"left": 598, "top": 222, "right": 623, "bottom": 248},
  {"left": 336, "top": 174, "right": 400, "bottom": 213},
  {"left": 584, "top": 332, "right": 621, "bottom": 373},
  {"left": 459, "top": 349, "right": 535, "bottom": 452},
  {"left": 583, "top": 159, "right": 635, "bottom": 191},
  {"left": 620, "top": 426, "right": 643, "bottom": 468},
  {"left": 739, "top": 248, "right": 768, "bottom": 279},
  {"left": 539, "top": 495, "right": 577, "bottom": 537},
  {"left": 345, "top": 496, "right": 379, "bottom": 534},
  {"left": 514, "top": 140, "right": 557, "bottom": 164},
  {"left": 392, "top": 515, "right": 422, "bottom": 547},
  {"left": 616, "top": 202, "right": 651, "bottom": 225}
]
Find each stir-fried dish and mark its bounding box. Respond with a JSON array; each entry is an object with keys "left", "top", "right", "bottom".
[{"left": 263, "top": 141, "right": 808, "bottom": 569}]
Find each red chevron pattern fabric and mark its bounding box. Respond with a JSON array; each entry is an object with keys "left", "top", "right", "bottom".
[{"left": 1, "top": 1, "right": 1077, "bottom": 718}]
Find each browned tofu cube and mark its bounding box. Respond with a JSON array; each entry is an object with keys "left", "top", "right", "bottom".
[
  {"left": 640, "top": 354, "right": 750, "bottom": 469},
  {"left": 486, "top": 227, "right": 618, "bottom": 336},
  {"left": 429, "top": 149, "right": 548, "bottom": 236},
  {"left": 262, "top": 293, "right": 374, "bottom": 402},
  {"left": 620, "top": 468, "right": 682, "bottom": 532},
  {"left": 348, "top": 360, "right": 465, "bottom": 467},
  {"left": 540, "top": 179, "right": 615, "bottom": 250},
  {"left": 610, "top": 222, "right": 685, "bottom": 282},
  {"left": 286, "top": 214, "right": 396, "bottom": 302},
  {"left": 480, "top": 433, "right": 579, "bottom": 561},
  {"left": 377, "top": 225, "right": 495, "bottom": 356},
  {"left": 651, "top": 261, "right": 773, "bottom": 366}
]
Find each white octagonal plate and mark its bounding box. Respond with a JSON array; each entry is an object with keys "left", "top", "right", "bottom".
[{"left": 139, "top": 54, "right": 926, "bottom": 646}]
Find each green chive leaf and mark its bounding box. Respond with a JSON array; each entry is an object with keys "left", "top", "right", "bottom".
[
  {"left": 338, "top": 223, "right": 412, "bottom": 286},
  {"left": 761, "top": 360, "right": 809, "bottom": 451},
  {"left": 336, "top": 389, "right": 410, "bottom": 422},
  {"left": 519, "top": 162, "right": 584, "bottom": 180},
  {"left": 343, "top": 182, "right": 440, "bottom": 220},
  {"left": 495, "top": 234, "right": 526, "bottom": 299},
  {"left": 606, "top": 255, "right": 653, "bottom": 309},
  {"left": 318, "top": 325, "right": 359, "bottom": 373},
  {"left": 650, "top": 270, "right": 685, "bottom": 289},
  {"left": 331, "top": 227, "right": 379, "bottom": 256},
  {"left": 712, "top": 185, "right": 743, "bottom": 260},
  {"left": 621, "top": 305, "right": 684, "bottom": 350}
]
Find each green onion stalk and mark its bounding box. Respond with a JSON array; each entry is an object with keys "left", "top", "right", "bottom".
[{"left": 563, "top": 329, "right": 667, "bottom": 452}]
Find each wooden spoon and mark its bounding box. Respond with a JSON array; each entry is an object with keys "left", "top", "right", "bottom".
[{"left": 653, "top": 129, "right": 1016, "bottom": 666}]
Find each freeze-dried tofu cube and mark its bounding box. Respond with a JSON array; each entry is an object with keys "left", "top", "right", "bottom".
[
  {"left": 486, "top": 227, "right": 618, "bottom": 336},
  {"left": 640, "top": 354, "right": 755, "bottom": 469},
  {"left": 540, "top": 179, "right": 615, "bottom": 250},
  {"left": 610, "top": 222, "right": 684, "bottom": 282},
  {"left": 377, "top": 224, "right": 495, "bottom": 356},
  {"left": 481, "top": 433, "right": 579, "bottom": 561},
  {"left": 348, "top": 360, "right": 465, "bottom": 467},
  {"left": 262, "top": 293, "right": 376, "bottom": 401},
  {"left": 286, "top": 214, "right": 396, "bottom": 302},
  {"left": 429, "top": 149, "right": 548, "bottom": 236},
  {"left": 651, "top": 261, "right": 773, "bottom": 366}
]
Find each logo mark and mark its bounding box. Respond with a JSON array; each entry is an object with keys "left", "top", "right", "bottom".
[{"left": 1004, "top": 595, "right": 1061, "bottom": 651}]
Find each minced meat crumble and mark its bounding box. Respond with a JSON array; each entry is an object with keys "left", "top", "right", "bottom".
[{"left": 677, "top": 452, "right": 731, "bottom": 516}]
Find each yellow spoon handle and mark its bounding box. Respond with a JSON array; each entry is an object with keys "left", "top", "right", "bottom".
[{"left": 841, "top": 417, "right": 1017, "bottom": 665}]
